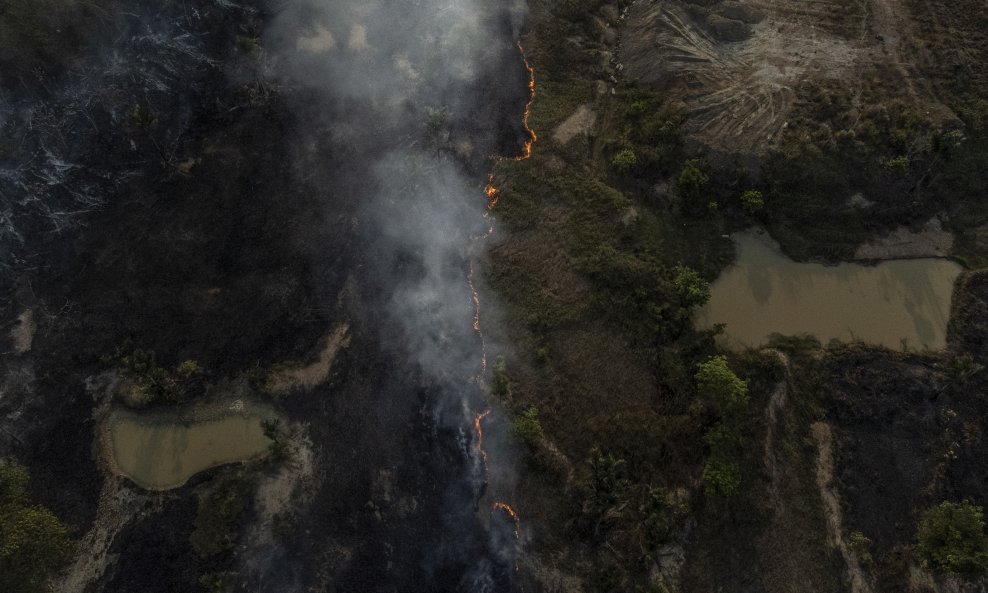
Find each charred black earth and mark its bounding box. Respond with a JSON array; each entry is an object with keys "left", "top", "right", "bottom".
[{"left": 0, "top": 1, "right": 533, "bottom": 592}]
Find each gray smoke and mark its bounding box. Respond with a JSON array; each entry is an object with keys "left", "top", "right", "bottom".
[{"left": 258, "top": 0, "right": 529, "bottom": 589}]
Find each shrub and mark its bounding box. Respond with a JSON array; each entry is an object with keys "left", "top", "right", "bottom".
[
  {"left": 849, "top": 530, "right": 873, "bottom": 565},
  {"left": 583, "top": 447, "right": 626, "bottom": 531},
  {"left": 676, "top": 158, "right": 709, "bottom": 203},
  {"left": 612, "top": 148, "right": 638, "bottom": 173},
  {"left": 741, "top": 189, "right": 764, "bottom": 214},
  {"left": 641, "top": 487, "right": 680, "bottom": 550},
  {"left": 492, "top": 357, "right": 510, "bottom": 398},
  {"left": 916, "top": 501, "right": 988, "bottom": 578},
  {"left": 702, "top": 424, "right": 743, "bottom": 497},
  {"left": 0, "top": 461, "right": 73, "bottom": 593},
  {"left": 880, "top": 155, "right": 910, "bottom": 170},
  {"left": 261, "top": 419, "right": 289, "bottom": 460}
]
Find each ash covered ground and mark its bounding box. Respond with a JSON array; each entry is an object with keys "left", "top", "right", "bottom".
[{"left": 0, "top": 1, "right": 535, "bottom": 591}]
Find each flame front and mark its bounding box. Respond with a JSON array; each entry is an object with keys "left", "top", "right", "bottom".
[
  {"left": 466, "top": 40, "right": 536, "bottom": 580},
  {"left": 513, "top": 41, "right": 537, "bottom": 162}
]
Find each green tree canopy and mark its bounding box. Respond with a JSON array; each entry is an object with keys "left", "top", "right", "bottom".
[
  {"left": 695, "top": 355, "right": 749, "bottom": 411},
  {"left": 916, "top": 500, "right": 988, "bottom": 578},
  {"left": 510, "top": 405, "right": 544, "bottom": 449},
  {"left": 672, "top": 264, "right": 711, "bottom": 309}
]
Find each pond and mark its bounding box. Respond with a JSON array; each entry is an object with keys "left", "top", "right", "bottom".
[
  {"left": 696, "top": 230, "right": 962, "bottom": 351},
  {"left": 103, "top": 400, "right": 275, "bottom": 490}
]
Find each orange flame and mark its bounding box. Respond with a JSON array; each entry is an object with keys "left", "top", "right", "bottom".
[
  {"left": 473, "top": 409, "right": 491, "bottom": 468},
  {"left": 467, "top": 263, "right": 486, "bottom": 373},
  {"left": 513, "top": 41, "right": 537, "bottom": 162},
  {"left": 493, "top": 501, "right": 521, "bottom": 574},
  {"left": 493, "top": 502, "right": 521, "bottom": 539},
  {"left": 465, "top": 42, "right": 536, "bottom": 565}
]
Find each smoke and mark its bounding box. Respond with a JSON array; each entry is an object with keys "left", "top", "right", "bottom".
[{"left": 260, "top": 0, "right": 529, "bottom": 589}]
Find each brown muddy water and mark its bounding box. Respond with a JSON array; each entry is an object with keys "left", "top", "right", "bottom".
[
  {"left": 697, "top": 230, "right": 962, "bottom": 350},
  {"left": 103, "top": 400, "right": 275, "bottom": 490}
]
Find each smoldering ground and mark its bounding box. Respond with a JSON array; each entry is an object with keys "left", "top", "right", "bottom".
[
  {"left": 245, "top": 0, "right": 531, "bottom": 591},
  {"left": 0, "top": 0, "right": 530, "bottom": 590}
]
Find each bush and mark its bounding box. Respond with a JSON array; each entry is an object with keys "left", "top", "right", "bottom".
[
  {"left": 916, "top": 501, "right": 988, "bottom": 578},
  {"left": 741, "top": 190, "right": 764, "bottom": 214},
  {"left": 702, "top": 424, "right": 743, "bottom": 497},
  {"left": 510, "top": 406, "right": 544, "bottom": 448},
  {"left": 702, "top": 455, "right": 742, "bottom": 498},
  {"left": 583, "top": 447, "right": 626, "bottom": 533},
  {"left": 612, "top": 148, "right": 638, "bottom": 173},
  {"left": 492, "top": 357, "right": 510, "bottom": 398},
  {"left": 261, "top": 419, "right": 289, "bottom": 460},
  {"left": 0, "top": 461, "right": 73, "bottom": 593},
  {"left": 641, "top": 487, "right": 681, "bottom": 550},
  {"left": 849, "top": 530, "right": 873, "bottom": 565},
  {"left": 676, "top": 158, "right": 709, "bottom": 204},
  {"left": 696, "top": 357, "right": 749, "bottom": 497}
]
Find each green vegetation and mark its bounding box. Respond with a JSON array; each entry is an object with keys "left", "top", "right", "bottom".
[
  {"left": 190, "top": 469, "right": 255, "bottom": 558},
  {"left": 261, "top": 419, "right": 289, "bottom": 460},
  {"left": 915, "top": 500, "right": 988, "bottom": 578},
  {"left": 640, "top": 487, "right": 684, "bottom": 550},
  {"left": 676, "top": 159, "right": 710, "bottom": 208},
  {"left": 940, "top": 353, "right": 984, "bottom": 386},
  {"left": 510, "top": 406, "right": 545, "bottom": 449},
  {"left": 126, "top": 103, "right": 159, "bottom": 137},
  {"left": 673, "top": 264, "right": 711, "bottom": 311},
  {"left": 741, "top": 190, "right": 765, "bottom": 215},
  {"left": 492, "top": 356, "right": 510, "bottom": 398},
  {"left": 696, "top": 356, "right": 749, "bottom": 411},
  {"left": 0, "top": 461, "right": 73, "bottom": 593},
  {"left": 611, "top": 148, "right": 638, "bottom": 173},
  {"left": 109, "top": 346, "right": 205, "bottom": 406},
  {"left": 849, "top": 530, "right": 873, "bottom": 566},
  {"left": 583, "top": 447, "right": 626, "bottom": 536},
  {"left": 199, "top": 571, "right": 237, "bottom": 593},
  {"left": 695, "top": 357, "right": 749, "bottom": 497}
]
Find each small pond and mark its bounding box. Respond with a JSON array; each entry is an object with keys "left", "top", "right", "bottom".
[
  {"left": 696, "top": 230, "right": 962, "bottom": 351},
  {"left": 103, "top": 400, "right": 275, "bottom": 490}
]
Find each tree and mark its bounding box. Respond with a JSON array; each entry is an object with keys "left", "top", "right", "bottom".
[
  {"left": 672, "top": 264, "right": 711, "bottom": 309},
  {"left": 702, "top": 424, "right": 743, "bottom": 497},
  {"left": 695, "top": 356, "right": 749, "bottom": 412},
  {"left": 492, "top": 356, "right": 510, "bottom": 398},
  {"left": 741, "top": 189, "right": 764, "bottom": 215},
  {"left": 510, "top": 406, "right": 544, "bottom": 448},
  {"left": 641, "top": 487, "right": 681, "bottom": 550},
  {"left": 916, "top": 501, "right": 988, "bottom": 578},
  {"left": 676, "top": 158, "right": 709, "bottom": 203},
  {"left": 583, "top": 447, "right": 626, "bottom": 536},
  {"left": 0, "top": 461, "right": 73, "bottom": 593},
  {"left": 696, "top": 357, "right": 749, "bottom": 497}
]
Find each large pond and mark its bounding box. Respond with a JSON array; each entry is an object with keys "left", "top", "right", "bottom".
[
  {"left": 103, "top": 400, "right": 275, "bottom": 490},
  {"left": 696, "top": 230, "right": 962, "bottom": 351}
]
